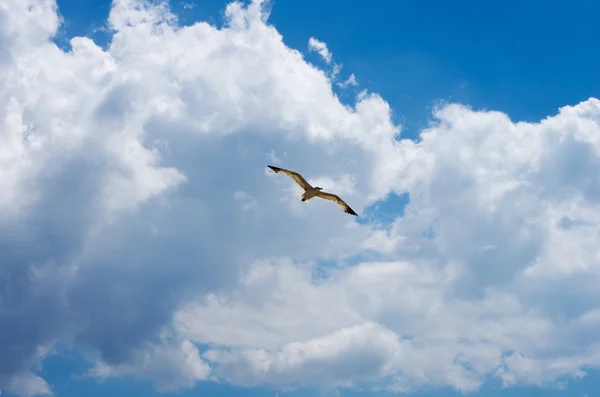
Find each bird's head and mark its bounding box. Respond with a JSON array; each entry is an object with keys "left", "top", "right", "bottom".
[{"left": 315, "top": 187, "right": 323, "bottom": 190}]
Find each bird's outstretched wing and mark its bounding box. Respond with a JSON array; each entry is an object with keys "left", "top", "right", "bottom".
[
  {"left": 267, "top": 165, "right": 313, "bottom": 190},
  {"left": 315, "top": 191, "right": 358, "bottom": 216}
]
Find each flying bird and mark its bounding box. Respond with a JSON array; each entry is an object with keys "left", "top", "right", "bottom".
[{"left": 267, "top": 165, "right": 358, "bottom": 216}]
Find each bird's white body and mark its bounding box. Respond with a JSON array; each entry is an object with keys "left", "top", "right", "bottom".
[{"left": 301, "top": 187, "right": 322, "bottom": 202}]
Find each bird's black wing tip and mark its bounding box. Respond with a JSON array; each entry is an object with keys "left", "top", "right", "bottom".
[{"left": 267, "top": 165, "right": 280, "bottom": 172}]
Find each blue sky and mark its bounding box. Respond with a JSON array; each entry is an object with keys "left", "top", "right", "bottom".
[{"left": 1, "top": 0, "right": 600, "bottom": 397}]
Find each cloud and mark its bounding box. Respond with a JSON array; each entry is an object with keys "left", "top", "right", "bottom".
[
  {"left": 86, "top": 335, "right": 211, "bottom": 392},
  {"left": 307, "top": 37, "right": 348, "bottom": 84},
  {"left": 176, "top": 259, "right": 512, "bottom": 392},
  {"left": 308, "top": 37, "right": 332, "bottom": 63},
  {"left": 3, "top": 372, "right": 52, "bottom": 397},
  {"left": 204, "top": 322, "right": 403, "bottom": 388},
  {"left": 1, "top": 0, "right": 600, "bottom": 396},
  {"left": 0, "top": 0, "right": 398, "bottom": 394},
  {"left": 177, "top": 97, "right": 600, "bottom": 391},
  {"left": 339, "top": 73, "right": 358, "bottom": 88}
]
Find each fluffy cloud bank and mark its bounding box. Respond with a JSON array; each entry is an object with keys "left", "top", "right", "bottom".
[{"left": 1, "top": 0, "right": 600, "bottom": 395}]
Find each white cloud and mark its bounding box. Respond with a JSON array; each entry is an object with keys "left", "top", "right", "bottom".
[
  {"left": 203, "top": 322, "right": 403, "bottom": 388},
  {"left": 86, "top": 336, "right": 211, "bottom": 392},
  {"left": 339, "top": 73, "right": 358, "bottom": 88},
  {"left": 0, "top": 0, "right": 397, "bottom": 394},
  {"left": 177, "top": 96, "right": 600, "bottom": 390},
  {"left": 177, "top": 259, "right": 531, "bottom": 391},
  {"left": 3, "top": 372, "right": 52, "bottom": 397},
  {"left": 308, "top": 37, "right": 332, "bottom": 63},
  {"left": 1, "top": 0, "right": 600, "bottom": 396},
  {"left": 307, "top": 37, "right": 348, "bottom": 83}
]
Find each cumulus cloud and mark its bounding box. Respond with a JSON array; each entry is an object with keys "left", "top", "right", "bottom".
[
  {"left": 1, "top": 0, "right": 600, "bottom": 396},
  {"left": 204, "top": 322, "right": 403, "bottom": 388},
  {"left": 86, "top": 336, "right": 211, "bottom": 392},
  {"left": 0, "top": 0, "right": 397, "bottom": 394},
  {"left": 177, "top": 97, "right": 600, "bottom": 391}
]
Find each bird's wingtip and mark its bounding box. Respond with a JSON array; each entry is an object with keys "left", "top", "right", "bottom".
[{"left": 345, "top": 206, "right": 358, "bottom": 216}]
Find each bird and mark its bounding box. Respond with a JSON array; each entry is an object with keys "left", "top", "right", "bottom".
[{"left": 267, "top": 165, "right": 358, "bottom": 216}]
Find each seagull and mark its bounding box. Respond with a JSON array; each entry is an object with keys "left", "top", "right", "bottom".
[{"left": 267, "top": 165, "right": 358, "bottom": 216}]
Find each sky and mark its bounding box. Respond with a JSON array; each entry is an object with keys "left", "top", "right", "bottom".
[{"left": 0, "top": 0, "right": 599, "bottom": 397}]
